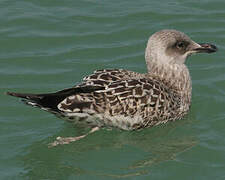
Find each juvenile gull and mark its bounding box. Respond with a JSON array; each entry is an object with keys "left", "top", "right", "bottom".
[{"left": 7, "top": 29, "right": 217, "bottom": 146}]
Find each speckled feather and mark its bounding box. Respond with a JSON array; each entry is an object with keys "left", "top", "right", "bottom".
[
  {"left": 57, "top": 69, "right": 183, "bottom": 130},
  {"left": 7, "top": 29, "right": 217, "bottom": 130}
]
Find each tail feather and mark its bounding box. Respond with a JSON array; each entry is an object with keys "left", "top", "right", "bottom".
[
  {"left": 7, "top": 91, "right": 62, "bottom": 112},
  {"left": 6, "top": 91, "right": 42, "bottom": 100},
  {"left": 6, "top": 85, "right": 104, "bottom": 113}
]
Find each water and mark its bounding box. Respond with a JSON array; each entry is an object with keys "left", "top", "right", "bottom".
[{"left": 1, "top": 0, "right": 225, "bottom": 179}]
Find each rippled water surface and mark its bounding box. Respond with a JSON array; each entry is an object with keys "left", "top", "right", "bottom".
[{"left": 1, "top": 0, "right": 225, "bottom": 179}]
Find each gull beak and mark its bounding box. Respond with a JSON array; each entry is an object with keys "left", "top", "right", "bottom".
[{"left": 193, "top": 43, "right": 218, "bottom": 53}]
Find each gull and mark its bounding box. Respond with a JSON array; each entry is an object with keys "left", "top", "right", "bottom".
[{"left": 7, "top": 29, "right": 217, "bottom": 146}]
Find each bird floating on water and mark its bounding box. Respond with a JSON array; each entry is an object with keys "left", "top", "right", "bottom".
[{"left": 7, "top": 29, "right": 217, "bottom": 146}]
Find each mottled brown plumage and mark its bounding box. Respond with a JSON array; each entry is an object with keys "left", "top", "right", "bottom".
[
  {"left": 7, "top": 29, "right": 217, "bottom": 131},
  {"left": 57, "top": 69, "right": 182, "bottom": 130}
]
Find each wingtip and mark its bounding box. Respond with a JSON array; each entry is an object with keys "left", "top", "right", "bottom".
[
  {"left": 6, "top": 91, "right": 27, "bottom": 98},
  {"left": 6, "top": 91, "right": 14, "bottom": 96}
]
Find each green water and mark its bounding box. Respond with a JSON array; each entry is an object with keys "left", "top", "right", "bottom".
[{"left": 1, "top": 0, "right": 225, "bottom": 179}]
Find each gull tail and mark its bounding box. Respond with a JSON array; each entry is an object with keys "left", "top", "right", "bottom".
[
  {"left": 6, "top": 91, "right": 70, "bottom": 112},
  {"left": 6, "top": 86, "right": 104, "bottom": 113}
]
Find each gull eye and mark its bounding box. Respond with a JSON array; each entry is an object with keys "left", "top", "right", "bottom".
[{"left": 176, "top": 41, "right": 185, "bottom": 50}]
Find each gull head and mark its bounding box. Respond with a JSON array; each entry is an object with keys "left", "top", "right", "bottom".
[{"left": 145, "top": 29, "right": 217, "bottom": 69}]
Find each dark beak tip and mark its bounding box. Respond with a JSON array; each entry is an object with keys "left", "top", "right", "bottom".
[
  {"left": 211, "top": 44, "right": 218, "bottom": 52},
  {"left": 197, "top": 43, "right": 218, "bottom": 53}
]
